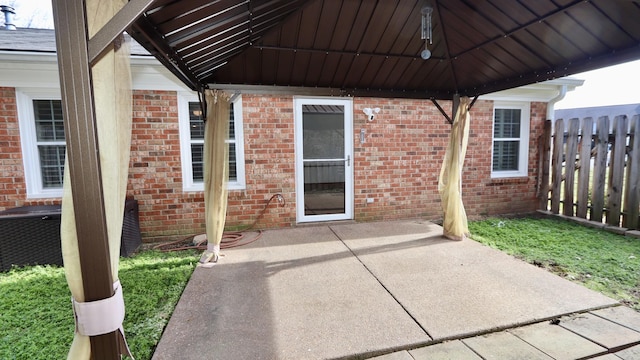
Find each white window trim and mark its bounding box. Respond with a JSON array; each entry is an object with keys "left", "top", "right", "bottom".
[
  {"left": 491, "top": 101, "right": 530, "bottom": 178},
  {"left": 16, "top": 88, "right": 64, "bottom": 198},
  {"left": 178, "top": 93, "right": 245, "bottom": 191}
]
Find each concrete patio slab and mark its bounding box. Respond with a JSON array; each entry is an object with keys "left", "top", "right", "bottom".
[
  {"left": 333, "top": 220, "right": 618, "bottom": 340},
  {"left": 152, "top": 226, "right": 428, "bottom": 360},
  {"left": 152, "top": 220, "right": 627, "bottom": 360}
]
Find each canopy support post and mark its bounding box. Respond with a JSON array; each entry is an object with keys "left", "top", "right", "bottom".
[
  {"left": 431, "top": 94, "right": 477, "bottom": 125},
  {"left": 452, "top": 94, "right": 460, "bottom": 121},
  {"left": 52, "top": 0, "right": 119, "bottom": 358}
]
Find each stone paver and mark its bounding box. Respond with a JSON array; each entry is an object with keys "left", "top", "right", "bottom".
[
  {"left": 508, "top": 321, "right": 607, "bottom": 359},
  {"left": 615, "top": 344, "right": 640, "bottom": 359},
  {"left": 592, "top": 306, "right": 640, "bottom": 333},
  {"left": 462, "top": 332, "right": 553, "bottom": 360},
  {"left": 409, "top": 340, "right": 482, "bottom": 360},
  {"left": 368, "top": 351, "right": 414, "bottom": 360},
  {"left": 560, "top": 313, "right": 640, "bottom": 350},
  {"left": 590, "top": 355, "right": 624, "bottom": 360}
]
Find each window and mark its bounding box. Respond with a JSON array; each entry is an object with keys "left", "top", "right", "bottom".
[
  {"left": 491, "top": 101, "right": 530, "bottom": 178},
  {"left": 17, "top": 89, "right": 66, "bottom": 198},
  {"left": 179, "top": 94, "right": 245, "bottom": 191}
]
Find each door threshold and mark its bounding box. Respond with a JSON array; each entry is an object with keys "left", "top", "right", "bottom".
[{"left": 295, "top": 219, "right": 356, "bottom": 228}]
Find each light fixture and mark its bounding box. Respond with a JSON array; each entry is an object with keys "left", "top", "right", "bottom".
[
  {"left": 363, "top": 107, "right": 380, "bottom": 121},
  {"left": 421, "top": 5, "right": 433, "bottom": 60}
]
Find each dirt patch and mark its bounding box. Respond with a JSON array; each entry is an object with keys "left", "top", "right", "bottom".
[
  {"left": 532, "top": 260, "right": 568, "bottom": 277},
  {"left": 621, "top": 286, "right": 640, "bottom": 311}
]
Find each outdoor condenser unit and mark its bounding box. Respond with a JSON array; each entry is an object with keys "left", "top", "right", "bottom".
[{"left": 0, "top": 198, "right": 142, "bottom": 271}]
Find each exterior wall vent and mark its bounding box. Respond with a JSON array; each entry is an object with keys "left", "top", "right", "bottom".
[{"left": 1, "top": 5, "right": 16, "bottom": 30}]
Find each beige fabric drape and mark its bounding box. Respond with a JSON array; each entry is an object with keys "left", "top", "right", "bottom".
[
  {"left": 438, "top": 97, "right": 471, "bottom": 241},
  {"left": 60, "top": 1, "right": 132, "bottom": 358},
  {"left": 199, "top": 90, "right": 230, "bottom": 264}
]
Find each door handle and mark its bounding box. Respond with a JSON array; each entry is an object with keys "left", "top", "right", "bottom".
[{"left": 345, "top": 155, "right": 351, "bottom": 167}]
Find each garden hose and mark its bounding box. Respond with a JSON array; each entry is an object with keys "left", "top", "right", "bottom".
[{"left": 153, "top": 193, "right": 285, "bottom": 252}]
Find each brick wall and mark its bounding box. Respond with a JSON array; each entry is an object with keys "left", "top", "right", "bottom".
[
  {"left": 0, "top": 87, "right": 547, "bottom": 242},
  {"left": 462, "top": 100, "right": 548, "bottom": 218},
  {"left": 0, "top": 87, "right": 61, "bottom": 209},
  {"left": 0, "top": 87, "right": 24, "bottom": 209},
  {"left": 352, "top": 97, "right": 447, "bottom": 222},
  {"left": 128, "top": 90, "right": 203, "bottom": 241},
  {"left": 228, "top": 95, "right": 296, "bottom": 229}
]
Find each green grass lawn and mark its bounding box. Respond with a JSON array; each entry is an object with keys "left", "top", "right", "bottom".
[
  {"left": 0, "top": 250, "right": 198, "bottom": 360},
  {"left": 469, "top": 216, "right": 640, "bottom": 311}
]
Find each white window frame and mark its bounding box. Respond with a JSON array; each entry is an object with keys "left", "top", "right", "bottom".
[
  {"left": 491, "top": 101, "right": 530, "bottom": 178},
  {"left": 16, "top": 88, "right": 65, "bottom": 198},
  {"left": 178, "top": 93, "right": 245, "bottom": 191}
]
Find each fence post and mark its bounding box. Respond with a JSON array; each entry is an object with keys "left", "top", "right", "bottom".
[
  {"left": 538, "top": 120, "right": 552, "bottom": 210},
  {"left": 551, "top": 119, "right": 564, "bottom": 214},
  {"left": 576, "top": 117, "right": 593, "bottom": 218},
  {"left": 607, "top": 115, "right": 628, "bottom": 226},
  {"left": 563, "top": 119, "right": 580, "bottom": 216},
  {"left": 591, "top": 116, "right": 609, "bottom": 222},
  {"left": 624, "top": 115, "right": 640, "bottom": 229}
]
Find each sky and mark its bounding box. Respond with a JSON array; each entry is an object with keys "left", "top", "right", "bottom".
[{"left": 2, "top": 0, "right": 639, "bottom": 110}]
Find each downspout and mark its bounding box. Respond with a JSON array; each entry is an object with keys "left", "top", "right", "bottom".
[
  {"left": 547, "top": 85, "right": 568, "bottom": 121},
  {"left": 537, "top": 84, "right": 567, "bottom": 209}
]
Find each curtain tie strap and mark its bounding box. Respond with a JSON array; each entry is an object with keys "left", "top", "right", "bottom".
[
  {"left": 199, "top": 244, "right": 221, "bottom": 264},
  {"left": 71, "top": 280, "right": 133, "bottom": 358}
]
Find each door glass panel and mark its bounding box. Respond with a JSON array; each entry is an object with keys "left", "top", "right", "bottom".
[{"left": 302, "top": 105, "right": 345, "bottom": 216}]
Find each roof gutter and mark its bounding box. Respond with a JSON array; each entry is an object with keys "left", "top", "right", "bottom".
[{"left": 546, "top": 84, "right": 568, "bottom": 121}]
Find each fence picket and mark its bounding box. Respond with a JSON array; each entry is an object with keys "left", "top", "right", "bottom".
[
  {"left": 563, "top": 119, "right": 580, "bottom": 216},
  {"left": 576, "top": 117, "right": 593, "bottom": 218},
  {"left": 551, "top": 119, "right": 564, "bottom": 214},
  {"left": 591, "top": 116, "right": 609, "bottom": 223},
  {"left": 538, "top": 120, "right": 552, "bottom": 210},
  {"left": 607, "top": 115, "right": 627, "bottom": 226},
  {"left": 624, "top": 115, "right": 640, "bottom": 228}
]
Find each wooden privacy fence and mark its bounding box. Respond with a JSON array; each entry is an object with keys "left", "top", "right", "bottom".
[{"left": 538, "top": 114, "right": 640, "bottom": 229}]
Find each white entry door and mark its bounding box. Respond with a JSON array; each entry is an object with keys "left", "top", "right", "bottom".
[{"left": 295, "top": 97, "right": 353, "bottom": 223}]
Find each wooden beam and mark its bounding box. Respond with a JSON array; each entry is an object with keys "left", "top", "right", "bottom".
[
  {"left": 51, "top": 0, "right": 119, "bottom": 358},
  {"left": 88, "top": 0, "right": 157, "bottom": 64},
  {"left": 469, "top": 95, "right": 479, "bottom": 110},
  {"left": 131, "top": 16, "right": 201, "bottom": 90},
  {"left": 431, "top": 98, "right": 453, "bottom": 124}
]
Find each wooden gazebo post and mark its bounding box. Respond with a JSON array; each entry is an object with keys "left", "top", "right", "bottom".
[{"left": 51, "top": 0, "right": 155, "bottom": 358}]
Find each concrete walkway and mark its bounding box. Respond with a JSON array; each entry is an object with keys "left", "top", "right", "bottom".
[{"left": 152, "top": 220, "right": 640, "bottom": 359}]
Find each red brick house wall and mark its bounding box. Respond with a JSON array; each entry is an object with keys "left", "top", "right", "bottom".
[{"left": 0, "top": 87, "right": 547, "bottom": 242}]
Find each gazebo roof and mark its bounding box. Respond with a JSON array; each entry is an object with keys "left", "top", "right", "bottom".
[{"left": 128, "top": 0, "right": 640, "bottom": 99}]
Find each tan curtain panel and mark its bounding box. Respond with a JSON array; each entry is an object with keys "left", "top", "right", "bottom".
[
  {"left": 60, "top": 0, "right": 133, "bottom": 358},
  {"left": 438, "top": 97, "right": 471, "bottom": 241},
  {"left": 199, "top": 90, "right": 230, "bottom": 264}
]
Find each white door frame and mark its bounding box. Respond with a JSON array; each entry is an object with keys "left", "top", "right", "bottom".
[{"left": 294, "top": 97, "right": 354, "bottom": 223}]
